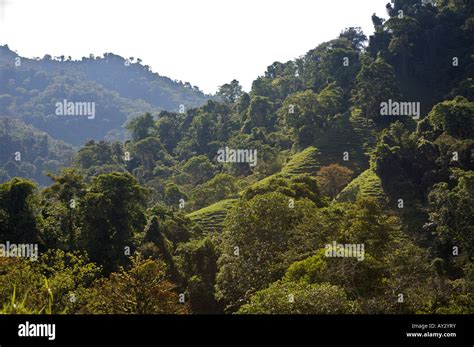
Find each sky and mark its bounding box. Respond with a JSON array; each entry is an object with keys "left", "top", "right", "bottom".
[{"left": 0, "top": 0, "right": 389, "bottom": 94}]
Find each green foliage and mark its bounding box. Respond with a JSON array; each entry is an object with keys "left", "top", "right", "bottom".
[
  {"left": 75, "top": 140, "right": 117, "bottom": 171},
  {"left": 40, "top": 169, "right": 85, "bottom": 249},
  {"left": 181, "top": 155, "right": 215, "bottom": 185},
  {"left": 0, "top": 250, "right": 100, "bottom": 314},
  {"left": 243, "top": 96, "right": 275, "bottom": 131},
  {"left": 285, "top": 250, "right": 386, "bottom": 299},
  {"left": 164, "top": 182, "right": 187, "bottom": 208},
  {"left": 1, "top": 282, "right": 55, "bottom": 315},
  {"left": 242, "top": 174, "right": 323, "bottom": 206},
  {"left": 215, "top": 192, "right": 319, "bottom": 311},
  {"left": 146, "top": 203, "right": 193, "bottom": 245},
  {"left": 280, "top": 199, "right": 438, "bottom": 313},
  {"left": 217, "top": 79, "right": 243, "bottom": 103},
  {"left": 79, "top": 172, "right": 146, "bottom": 273},
  {"left": 155, "top": 111, "right": 184, "bottom": 153},
  {"left": 191, "top": 173, "right": 239, "bottom": 209},
  {"left": 352, "top": 57, "right": 400, "bottom": 120},
  {"left": 339, "top": 27, "right": 367, "bottom": 50},
  {"left": 279, "top": 86, "right": 344, "bottom": 147},
  {"left": 0, "top": 258, "right": 43, "bottom": 314},
  {"left": 132, "top": 136, "right": 171, "bottom": 175},
  {"left": 34, "top": 250, "right": 101, "bottom": 313},
  {"left": 0, "top": 177, "right": 39, "bottom": 244},
  {"left": 141, "top": 216, "right": 176, "bottom": 275},
  {"left": 0, "top": 1, "right": 473, "bottom": 315},
  {"left": 0, "top": 117, "right": 73, "bottom": 185},
  {"left": 81, "top": 255, "right": 187, "bottom": 314},
  {"left": 374, "top": 122, "right": 438, "bottom": 198},
  {"left": 0, "top": 46, "right": 211, "bottom": 146},
  {"left": 428, "top": 170, "right": 474, "bottom": 270},
  {"left": 336, "top": 168, "right": 385, "bottom": 203},
  {"left": 125, "top": 113, "right": 156, "bottom": 141},
  {"left": 187, "top": 198, "right": 237, "bottom": 234},
  {"left": 281, "top": 147, "right": 320, "bottom": 175},
  {"left": 175, "top": 237, "right": 220, "bottom": 313},
  {"left": 427, "top": 96, "right": 474, "bottom": 139},
  {"left": 238, "top": 281, "right": 359, "bottom": 314}
]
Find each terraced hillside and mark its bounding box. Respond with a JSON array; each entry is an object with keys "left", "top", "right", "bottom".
[
  {"left": 187, "top": 139, "right": 376, "bottom": 233},
  {"left": 336, "top": 168, "right": 386, "bottom": 203},
  {"left": 311, "top": 120, "right": 374, "bottom": 175},
  {"left": 188, "top": 148, "right": 322, "bottom": 233},
  {"left": 349, "top": 110, "right": 378, "bottom": 150},
  {"left": 186, "top": 199, "right": 237, "bottom": 234},
  {"left": 187, "top": 147, "right": 320, "bottom": 233},
  {"left": 279, "top": 116, "right": 375, "bottom": 178},
  {"left": 282, "top": 147, "right": 321, "bottom": 175}
]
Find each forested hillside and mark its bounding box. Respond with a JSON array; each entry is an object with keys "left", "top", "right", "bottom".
[
  {"left": 0, "top": 0, "right": 472, "bottom": 315},
  {"left": 0, "top": 117, "right": 74, "bottom": 185},
  {"left": 0, "top": 45, "right": 212, "bottom": 145}
]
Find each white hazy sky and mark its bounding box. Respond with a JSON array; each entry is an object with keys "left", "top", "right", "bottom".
[{"left": 0, "top": 0, "right": 389, "bottom": 94}]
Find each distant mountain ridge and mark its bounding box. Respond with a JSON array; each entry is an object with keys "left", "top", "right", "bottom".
[{"left": 0, "top": 44, "right": 213, "bottom": 145}]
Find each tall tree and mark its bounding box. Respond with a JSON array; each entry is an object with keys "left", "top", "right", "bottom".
[
  {"left": 80, "top": 172, "right": 146, "bottom": 273},
  {"left": 125, "top": 113, "right": 156, "bottom": 141},
  {"left": 0, "top": 178, "right": 39, "bottom": 244},
  {"left": 352, "top": 56, "right": 400, "bottom": 120},
  {"left": 217, "top": 79, "right": 243, "bottom": 103},
  {"left": 316, "top": 164, "right": 354, "bottom": 198}
]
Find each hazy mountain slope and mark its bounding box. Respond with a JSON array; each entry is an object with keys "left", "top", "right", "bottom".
[
  {"left": 0, "top": 116, "right": 74, "bottom": 185},
  {"left": 0, "top": 45, "right": 213, "bottom": 145}
]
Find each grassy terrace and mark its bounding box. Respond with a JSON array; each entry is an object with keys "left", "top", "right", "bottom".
[{"left": 336, "top": 168, "right": 386, "bottom": 203}]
